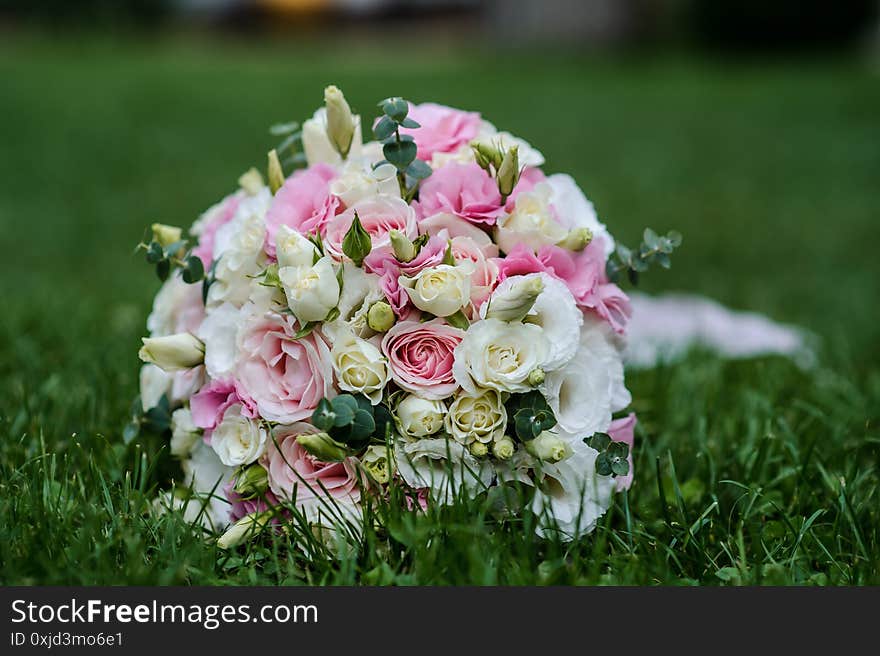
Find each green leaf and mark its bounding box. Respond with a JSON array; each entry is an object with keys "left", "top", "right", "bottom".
[
  {"left": 155, "top": 258, "right": 171, "bottom": 281},
  {"left": 349, "top": 409, "right": 375, "bottom": 441},
  {"left": 373, "top": 404, "right": 394, "bottom": 439},
  {"left": 584, "top": 432, "right": 611, "bottom": 451},
  {"left": 311, "top": 398, "right": 336, "bottom": 431},
  {"left": 383, "top": 140, "right": 417, "bottom": 172},
  {"left": 595, "top": 453, "right": 613, "bottom": 476},
  {"left": 611, "top": 458, "right": 630, "bottom": 477},
  {"left": 292, "top": 322, "right": 315, "bottom": 339},
  {"left": 182, "top": 254, "right": 204, "bottom": 284},
  {"left": 341, "top": 212, "right": 372, "bottom": 267},
  {"left": 146, "top": 241, "right": 164, "bottom": 264},
  {"left": 406, "top": 159, "right": 432, "bottom": 181},
  {"left": 399, "top": 117, "right": 420, "bottom": 129},
  {"left": 608, "top": 441, "right": 630, "bottom": 459},
  {"left": 667, "top": 230, "right": 683, "bottom": 247},
  {"left": 331, "top": 394, "right": 360, "bottom": 415},
  {"left": 373, "top": 115, "right": 396, "bottom": 141},
  {"left": 643, "top": 228, "right": 660, "bottom": 249},
  {"left": 379, "top": 97, "right": 409, "bottom": 122},
  {"left": 163, "top": 240, "right": 187, "bottom": 259},
  {"left": 445, "top": 310, "right": 469, "bottom": 331},
  {"left": 331, "top": 401, "right": 355, "bottom": 427}
]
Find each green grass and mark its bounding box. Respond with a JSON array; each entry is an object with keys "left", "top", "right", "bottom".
[{"left": 0, "top": 33, "right": 878, "bottom": 585}]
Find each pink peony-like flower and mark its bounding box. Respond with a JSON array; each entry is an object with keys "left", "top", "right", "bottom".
[
  {"left": 235, "top": 314, "right": 334, "bottom": 423},
  {"left": 495, "top": 238, "right": 631, "bottom": 333},
  {"left": 608, "top": 413, "right": 637, "bottom": 492},
  {"left": 416, "top": 162, "right": 504, "bottom": 226},
  {"left": 400, "top": 102, "right": 481, "bottom": 161},
  {"left": 381, "top": 319, "right": 464, "bottom": 400},
  {"left": 364, "top": 234, "right": 448, "bottom": 316},
  {"left": 192, "top": 193, "right": 241, "bottom": 267},
  {"left": 190, "top": 378, "right": 257, "bottom": 433},
  {"left": 262, "top": 423, "right": 361, "bottom": 505},
  {"left": 264, "top": 163, "right": 339, "bottom": 257},
  {"left": 324, "top": 195, "right": 417, "bottom": 261}
]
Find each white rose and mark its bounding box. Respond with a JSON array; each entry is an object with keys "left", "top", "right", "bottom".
[
  {"left": 301, "top": 107, "right": 363, "bottom": 167},
  {"left": 521, "top": 273, "right": 582, "bottom": 372},
  {"left": 399, "top": 263, "right": 473, "bottom": 317},
  {"left": 279, "top": 256, "right": 341, "bottom": 323},
  {"left": 139, "top": 364, "right": 171, "bottom": 412},
  {"left": 540, "top": 318, "right": 630, "bottom": 441},
  {"left": 275, "top": 224, "right": 318, "bottom": 269},
  {"left": 453, "top": 318, "right": 548, "bottom": 394},
  {"left": 395, "top": 437, "right": 493, "bottom": 505},
  {"left": 331, "top": 330, "right": 390, "bottom": 404},
  {"left": 139, "top": 333, "right": 205, "bottom": 372},
  {"left": 196, "top": 302, "right": 240, "bottom": 379},
  {"left": 207, "top": 202, "right": 269, "bottom": 308},
  {"left": 210, "top": 404, "right": 268, "bottom": 467},
  {"left": 170, "top": 407, "right": 201, "bottom": 457},
  {"left": 445, "top": 390, "right": 507, "bottom": 445},
  {"left": 396, "top": 395, "right": 446, "bottom": 439},
  {"left": 545, "top": 174, "right": 614, "bottom": 258},
  {"left": 330, "top": 158, "right": 399, "bottom": 207},
  {"left": 531, "top": 440, "right": 615, "bottom": 539},
  {"left": 495, "top": 182, "right": 567, "bottom": 254}
]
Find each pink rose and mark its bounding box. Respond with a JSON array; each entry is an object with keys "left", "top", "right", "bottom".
[
  {"left": 324, "top": 195, "right": 417, "bottom": 261},
  {"left": 364, "top": 234, "right": 448, "bottom": 316},
  {"left": 400, "top": 102, "right": 481, "bottom": 161},
  {"left": 190, "top": 378, "right": 257, "bottom": 433},
  {"left": 236, "top": 314, "right": 333, "bottom": 423},
  {"left": 608, "top": 413, "right": 637, "bottom": 492},
  {"left": 264, "top": 163, "right": 339, "bottom": 257},
  {"left": 192, "top": 193, "right": 241, "bottom": 266},
  {"left": 262, "top": 423, "right": 361, "bottom": 505},
  {"left": 416, "top": 162, "right": 504, "bottom": 226},
  {"left": 381, "top": 319, "right": 464, "bottom": 400}
]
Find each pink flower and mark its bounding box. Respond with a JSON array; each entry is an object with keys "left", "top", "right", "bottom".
[
  {"left": 264, "top": 164, "right": 339, "bottom": 257},
  {"left": 364, "top": 234, "right": 448, "bottom": 316},
  {"left": 418, "top": 213, "right": 498, "bottom": 258},
  {"left": 262, "top": 423, "right": 361, "bottom": 505},
  {"left": 235, "top": 314, "right": 333, "bottom": 423},
  {"left": 381, "top": 319, "right": 464, "bottom": 400},
  {"left": 224, "top": 478, "right": 280, "bottom": 523},
  {"left": 324, "top": 195, "right": 417, "bottom": 261},
  {"left": 495, "top": 239, "right": 631, "bottom": 333},
  {"left": 190, "top": 378, "right": 257, "bottom": 433},
  {"left": 608, "top": 413, "right": 637, "bottom": 492},
  {"left": 192, "top": 193, "right": 241, "bottom": 267},
  {"left": 416, "top": 163, "right": 503, "bottom": 226},
  {"left": 400, "top": 102, "right": 481, "bottom": 161}
]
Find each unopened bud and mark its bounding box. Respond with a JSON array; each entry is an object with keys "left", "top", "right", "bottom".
[
  {"left": 238, "top": 167, "right": 265, "bottom": 196},
  {"left": 367, "top": 301, "right": 396, "bottom": 332},
  {"left": 296, "top": 432, "right": 348, "bottom": 462},
  {"left": 471, "top": 140, "right": 503, "bottom": 171},
  {"left": 389, "top": 229, "right": 417, "bottom": 263},
  {"left": 483, "top": 275, "right": 544, "bottom": 323},
  {"left": 233, "top": 464, "right": 269, "bottom": 499},
  {"left": 151, "top": 223, "right": 182, "bottom": 248},
  {"left": 469, "top": 441, "right": 489, "bottom": 457},
  {"left": 525, "top": 432, "right": 571, "bottom": 463},
  {"left": 217, "top": 511, "right": 273, "bottom": 550},
  {"left": 492, "top": 436, "right": 516, "bottom": 460},
  {"left": 324, "top": 85, "right": 356, "bottom": 159},
  {"left": 528, "top": 368, "right": 545, "bottom": 387},
  {"left": 138, "top": 333, "right": 205, "bottom": 372},
  {"left": 267, "top": 149, "right": 285, "bottom": 195},
  {"left": 496, "top": 145, "right": 520, "bottom": 198},
  {"left": 557, "top": 227, "right": 593, "bottom": 252}
]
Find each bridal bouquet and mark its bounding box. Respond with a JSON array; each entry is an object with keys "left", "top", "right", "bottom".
[{"left": 131, "top": 87, "right": 680, "bottom": 548}]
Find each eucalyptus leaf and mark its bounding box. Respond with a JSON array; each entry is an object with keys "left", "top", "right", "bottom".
[{"left": 383, "top": 140, "right": 417, "bottom": 172}]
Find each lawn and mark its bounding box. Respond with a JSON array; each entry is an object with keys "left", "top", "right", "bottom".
[{"left": 0, "top": 33, "right": 877, "bottom": 585}]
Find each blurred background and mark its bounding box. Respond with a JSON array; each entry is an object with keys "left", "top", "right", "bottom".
[{"left": 0, "top": 0, "right": 878, "bottom": 406}]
